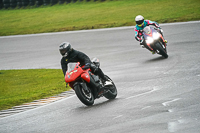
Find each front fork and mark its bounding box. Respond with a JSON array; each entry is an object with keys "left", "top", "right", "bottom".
[
  {"left": 73, "top": 81, "right": 89, "bottom": 93},
  {"left": 147, "top": 37, "right": 166, "bottom": 53},
  {"left": 85, "top": 73, "right": 101, "bottom": 98}
]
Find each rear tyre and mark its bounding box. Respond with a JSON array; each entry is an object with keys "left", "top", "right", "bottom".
[
  {"left": 74, "top": 84, "right": 94, "bottom": 106},
  {"left": 103, "top": 75, "right": 117, "bottom": 99},
  {"left": 155, "top": 42, "right": 168, "bottom": 58}
]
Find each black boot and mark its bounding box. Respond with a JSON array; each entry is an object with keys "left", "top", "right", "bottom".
[
  {"left": 95, "top": 84, "right": 104, "bottom": 98},
  {"left": 102, "top": 76, "right": 112, "bottom": 86}
]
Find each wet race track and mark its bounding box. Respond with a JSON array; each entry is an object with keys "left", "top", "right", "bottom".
[{"left": 0, "top": 21, "right": 200, "bottom": 133}]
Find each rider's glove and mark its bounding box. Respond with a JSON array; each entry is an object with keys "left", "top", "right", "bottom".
[
  {"left": 82, "top": 63, "right": 90, "bottom": 70},
  {"left": 157, "top": 27, "right": 163, "bottom": 32},
  {"left": 155, "top": 28, "right": 163, "bottom": 35},
  {"left": 90, "top": 63, "right": 98, "bottom": 73}
]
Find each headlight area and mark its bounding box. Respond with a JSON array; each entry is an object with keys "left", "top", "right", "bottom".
[
  {"left": 146, "top": 37, "right": 153, "bottom": 44},
  {"left": 145, "top": 32, "right": 160, "bottom": 44},
  {"left": 153, "top": 32, "right": 160, "bottom": 39}
]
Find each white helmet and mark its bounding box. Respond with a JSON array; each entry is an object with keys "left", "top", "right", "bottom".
[{"left": 135, "top": 15, "right": 144, "bottom": 26}]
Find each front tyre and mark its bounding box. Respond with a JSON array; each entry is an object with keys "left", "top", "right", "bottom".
[
  {"left": 103, "top": 75, "right": 117, "bottom": 100},
  {"left": 74, "top": 84, "right": 94, "bottom": 106},
  {"left": 155, "top": 42, "right": 168, "bottom": 58}
]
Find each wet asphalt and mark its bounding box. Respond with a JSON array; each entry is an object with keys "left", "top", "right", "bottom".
[{"left": 0, "top": 21, "right": 200, "bottom": 133}]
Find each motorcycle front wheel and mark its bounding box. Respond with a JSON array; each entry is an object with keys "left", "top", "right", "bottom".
[
  {"left": 74, "top": 83, "right": 94, "bottom": 106},
  {"left": 155, "top": 42, "right": 168, "bottom": 58}
]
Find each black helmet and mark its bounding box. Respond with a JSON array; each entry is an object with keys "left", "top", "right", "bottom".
[
  {"left": 135, "top": 15, "right": 144, "bottom": 26},
  {"left": 59, "top": 42, "right": 72, "bottom": 57}
]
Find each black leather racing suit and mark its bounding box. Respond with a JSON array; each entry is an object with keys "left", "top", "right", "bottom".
[{"left": 61, "top": 49, "right": 106, "bottom": 81}]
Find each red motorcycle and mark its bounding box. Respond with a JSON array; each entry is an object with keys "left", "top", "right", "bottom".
[
  {"left": 142, "top": 26, "right": 168, "bottom": 58},
  {"left": 65, "top": 58, "right": 117, "bottom": 106}
]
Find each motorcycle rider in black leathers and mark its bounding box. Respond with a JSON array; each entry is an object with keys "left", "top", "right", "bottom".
[{"left": 59, "top": 42, "right": 112, "bottom": 97}]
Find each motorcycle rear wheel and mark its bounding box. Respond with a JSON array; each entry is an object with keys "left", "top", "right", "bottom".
[
  {"left": 155, "top": 42, "right": 168, "bottom": 58},
  {"left": 103, "top": 75, "right": 117, "bottom": 100},
  {"left": 74, "top": 84, "right": 94, "bottom": 106}
]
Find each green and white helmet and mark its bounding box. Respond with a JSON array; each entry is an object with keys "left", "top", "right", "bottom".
[{"left": 135, "top": 15, "right": 144, "bottom": 26}]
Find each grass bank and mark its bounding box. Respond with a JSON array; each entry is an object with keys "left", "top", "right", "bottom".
[
  {"left": 0, "top": 69, "right": 69, "bottom": 110},
  {"left": 0, "top": 0, "right": 199, "bottom": 36}
]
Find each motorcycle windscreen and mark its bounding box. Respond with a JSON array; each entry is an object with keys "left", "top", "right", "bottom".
[
  {"left": 143, "top": 26, "right": 152, "bottom": 36},
  {"left": 67, "top": 63, "right": 78, "bottom": 73},
  {"left": 65, "top": 63, "right": 83, "bottom": 83}
]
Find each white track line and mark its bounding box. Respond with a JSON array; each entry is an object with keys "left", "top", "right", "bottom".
[
  {"left": 162, "top": 98, "right": 181, "bottom": 106},
  {"left": 125, "top": 87, "right": 160, "bottom": 100}
]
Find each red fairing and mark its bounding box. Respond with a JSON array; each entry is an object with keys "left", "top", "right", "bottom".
[
  {"left": 65, "top": 66, "right": 83, "bottom": 83},
  {"left": 160, "top": 34, "right": 167, "bottom": 47},
  {"left": 81, "top": 71, "right": 91, "bottom": 83}
]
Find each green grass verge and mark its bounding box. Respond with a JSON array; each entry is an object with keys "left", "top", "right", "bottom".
[
  {"left": 0, "top": 69, "right": 70, "bottom": 110},
  {"left": 0, "top": 0, "right": 199, "bottom": 36}
]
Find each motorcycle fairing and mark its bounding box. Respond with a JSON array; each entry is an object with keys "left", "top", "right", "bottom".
[
  {"left": 81, "top": 70, "right": 91, "bottom": 83},
  {"left": 144, "top": 28, "right": 152, "bottom": 37},
  {"left": 65, "top": 65, "right": 83, "bottom": 83},
  {"left": 159, "top": 34, "right": 167, "bottom": 48},
  {"left": 143, "top": 26, "right": 166, "bottom": 51}
]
